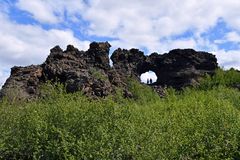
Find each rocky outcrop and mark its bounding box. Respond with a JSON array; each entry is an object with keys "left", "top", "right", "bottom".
[
  {"left": 111, "top": 48, "right": 218, "bottom": 89},
  {"left": 42, "top": 42, "right": 113, "bottom": 97},
  {"left": 0, "top": 65, "right": 43, "bottom": 101},
  {"left": 0, "top": 42, "right": 218, "bottom": 100}
]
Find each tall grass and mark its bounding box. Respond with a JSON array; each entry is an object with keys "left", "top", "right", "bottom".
[{"left": 0, "top": 69, "right": 240, "bottom": 159}]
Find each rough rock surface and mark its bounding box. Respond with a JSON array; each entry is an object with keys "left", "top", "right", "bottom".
[
  {"left": 112, "top": 48, "right": 218, "bottom": 89},
  {"left": 0, "top": 42, "right": 218, "bottom": 100},
  {"left": 0, "top": 65, "right": 43, "bottom": 100}
]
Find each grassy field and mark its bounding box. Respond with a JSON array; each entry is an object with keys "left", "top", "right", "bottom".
[{"left": 0, "top": 69, "right": 240, "bottom": 159}]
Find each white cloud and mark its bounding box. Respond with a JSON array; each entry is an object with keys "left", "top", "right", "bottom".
[
  {"left": 78, "top": 0, "right": 240, "bottom": 56},
  {"left": 0, "top": 68, "right": 10, "bottom": 89},
  {"left": 0, "top": 11, "right": 90, "bottom": 87},
  {"left": 158, "top": 38, "right": 197, "bottom": 53},
  {"left": 0, "top": 13, "right": 89, "bottom": 65},
  {"left": 215, "top": 31, "right": 240, "bottom": 44},
  {"left": 16, "top": 0, "right": 221, "bottom": 38},
  {"left": 16, "top": 0, "right": 87, "bottom": 24},
  {"left": 15, "top": 0, "right": 240, "bottom": 50},
  {"left": 226, "top": 32, "right": 240, "bottom": 43},
  {"left": 82, "top": 1, "right": 222, "bottom": 38},
  {"left": 219, "top": 1, "right": 240, "bottom": 31},
  {"left": 17, "top": 0, "right": 60, "bottom": 23},
  {"left": 15, "top": 0, "right": 240, "bottom": 36},
  {"left": 214, "top": 50, "right": 240, "bottom": 70}
]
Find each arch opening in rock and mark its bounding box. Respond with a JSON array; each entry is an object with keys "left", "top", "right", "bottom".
[{"left": 140, "top": 71, "right": 157, "bottom": 84}]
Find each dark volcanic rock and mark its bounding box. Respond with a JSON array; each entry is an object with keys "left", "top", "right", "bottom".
[
  {"left": 0, "top": 42, "right": 218, "bottom": 100},
  {"left": 112, "top": 48, "right": 218, "bottom": 89},
  {"left": 150, "top": 49, "right": 218, "bottom": 88},
  {"left": 111, "top": 48, "right": 146, "bottom": 76},
  {"left": 42, "top": 42, "right": 113, "bottom": 97},
  {"left": 0, "top": 65, "right": 43, "bottom": 100},
  {"left": 86, "top": 42, "right": 111, "bottom": 70}
]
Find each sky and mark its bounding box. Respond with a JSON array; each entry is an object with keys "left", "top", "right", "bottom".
[{"left": 0, "top": 0, "right": 240, "bottom": 86}]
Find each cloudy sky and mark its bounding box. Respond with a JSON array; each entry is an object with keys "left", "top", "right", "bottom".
[{"left": 0, "top": 0, "right": 240, "bottom": 85}]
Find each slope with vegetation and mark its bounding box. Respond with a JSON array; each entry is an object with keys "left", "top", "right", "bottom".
[{"left": 0, "top": 68, "right": 240, "bottom": 159}]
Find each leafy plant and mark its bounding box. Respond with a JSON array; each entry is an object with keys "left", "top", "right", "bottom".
[
  {"left": 199, "top": 68, "right": 240, "bottom": 90},
  {"left": 89, "top": 67, "right": 108, "bottom": 81},
  {"left": 0, "top": 69, "right": 240, "bottom": 159}
]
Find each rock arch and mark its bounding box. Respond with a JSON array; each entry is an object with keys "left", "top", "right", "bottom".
[{"left": 111, "top": 48, "right": 218, "bottom": 89}]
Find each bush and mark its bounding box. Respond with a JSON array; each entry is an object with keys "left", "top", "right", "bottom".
[
  {"left": 0, "top": 76, "right": 240, "bottom": 159},
  {"left": 199, "top": 68, "right": 240, "bottom": 90}
]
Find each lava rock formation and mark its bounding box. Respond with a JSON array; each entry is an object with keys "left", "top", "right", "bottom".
[{"left": 0, "top": 42, "right": 218, "bottom": 100}]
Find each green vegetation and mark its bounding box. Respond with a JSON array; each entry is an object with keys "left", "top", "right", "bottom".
[
  {"left": 0, "top": 69, "right": 240, "bottom": 159},
  {"left": 199, "top": 68, "right": 240, "bottom": 90},
  {"left": 89, "top": 67, "right": 108, "bottom": 81}
]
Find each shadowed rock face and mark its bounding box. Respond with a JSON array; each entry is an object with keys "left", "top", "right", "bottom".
[
  {"left": 0, "top": 42, "right": 218, "bottom": 100},
  {"left": 111, "top": 48, "right": 218, "bottom": 89}
]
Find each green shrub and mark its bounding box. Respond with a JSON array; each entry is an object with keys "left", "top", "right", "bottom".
[
  {"left": 199, "top": 68, "right": 240, "bottom": 90},
  {"left": 0, "top": 77, "right": 240, "bottom": 159},
  {"left": 126, "top": 78, "right": 161, "bottom": 104}
]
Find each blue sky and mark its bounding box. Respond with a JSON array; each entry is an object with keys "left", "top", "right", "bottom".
[{"left": 0, "top": 0, "right": 240, "bottom": 86}]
